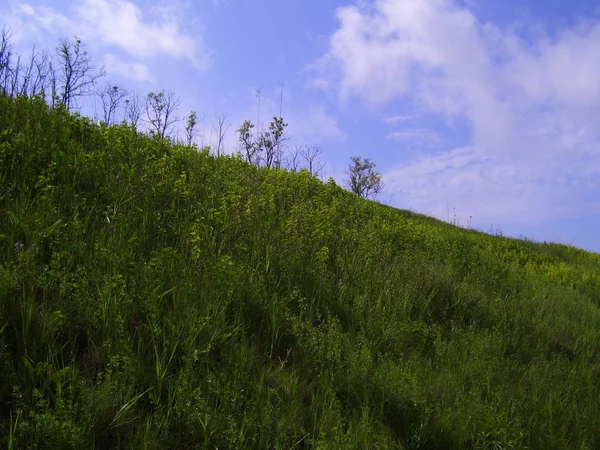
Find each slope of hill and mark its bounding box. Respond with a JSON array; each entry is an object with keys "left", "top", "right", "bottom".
[{"left": 1, "top": 95, "right": 600, "bottom": 449}]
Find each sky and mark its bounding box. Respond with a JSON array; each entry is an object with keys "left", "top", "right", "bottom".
[{"left": 3, "top": 0, "right": 600, "bottom": 253}]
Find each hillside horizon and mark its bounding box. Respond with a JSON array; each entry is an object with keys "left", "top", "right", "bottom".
[{"left": 2, "top": 17, "right": 599, "bottom": 253}]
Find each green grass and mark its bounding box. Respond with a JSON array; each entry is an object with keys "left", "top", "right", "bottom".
[{"left": 1, "top": 94, "right": 600, "bottom": 449}]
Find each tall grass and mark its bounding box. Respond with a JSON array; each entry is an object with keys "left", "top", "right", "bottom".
[{"left": 1, "top": 94, "right": 600, "bottom": 448}]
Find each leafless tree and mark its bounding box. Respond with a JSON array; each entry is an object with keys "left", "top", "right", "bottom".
[
  {"left": 14, "top": 46, "right": 46, "bottom": 97},
  {"left": 273, "top": 143, "right": 286, "bottom": 169},
  {"left": 144, "top": 90, "right": 181, "bottom": 139},
  {"left": 98, "top": 83, "right": 128, "bottom": 125},
  {"left": 124, "top": 93, "right": 143, "bottom": 128},
  {"left": 55, "top": 37, "right": 105, "bottom": 110},
  {"left": 48, "top": 59, "right": 59, "bottom": 107},
  {"left": 16, "top": 51, "right": 33, "bottom": 97},
  {"left": 0, "top": 27, "right": 14, "bottom": 97},
  {"left": 213, "top": 113, "right": 230, "bottom": 155},
  {"left": 7, "top": 53, "right": 21, "bottom": 97},
  {"left": 300, "top": 145, "right": 325, "bottom": 176},
  {"left": 28, "top": 48, "right": 52, "bottom": 98},
  {"left": 2, "top": 47, "right": 49, "bottom": 98},
  {"left": 286, "top": 145, "right": 302, "bottom": 172}
]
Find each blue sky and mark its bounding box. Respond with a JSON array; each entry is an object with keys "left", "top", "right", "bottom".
[{"left": 3, "top": 0, "right": 600, "bottom": 252}]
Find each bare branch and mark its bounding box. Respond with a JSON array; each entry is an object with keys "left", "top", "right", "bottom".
[
  {"left": 286, "top": 145, "right": 302, "bottom": 172},
  {"left": 0, "top": 27, "right": 14, "bottom": 97},
  {"left": 213, "top": 113, "right": 230, "bottom": 155},
  {"left": 56, "top": 37, "right": 105, "bottom": 110},
  {"left": 30, "top": 49, "right": 52, "bottom": 98},
  {"left": 124, "top": 93, "right": 143, "bottom": 128},
  {"left": 98, "top": 83, "right": 128, "bottom": 125},
  {"left": 300, "top": 145, "right": 324, "bottom": 176}
]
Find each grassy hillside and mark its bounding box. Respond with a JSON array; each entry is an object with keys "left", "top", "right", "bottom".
[{"left": 1, "top": 95, "right": 600, "bottom": 449}]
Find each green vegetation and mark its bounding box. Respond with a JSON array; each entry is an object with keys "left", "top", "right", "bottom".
[
  {"left": 346, "top": 156, "right": 383, "bottom": 199},
  {"left": 1, "top": 94, "right": 600, "bottom": 449}
]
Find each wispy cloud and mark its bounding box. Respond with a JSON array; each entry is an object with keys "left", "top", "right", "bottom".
[
  {"left": 383, "top": 114, "right": 418, "bottom": 124},
  {"left": 386, "top": 128, "right": 440, "bottom": 147},
  {"left": 316, "top": 0, "right": 600, "bottom": 226}
]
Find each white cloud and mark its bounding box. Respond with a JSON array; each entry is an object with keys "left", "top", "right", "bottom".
[
  {"left": 317, "top": 0, "right": 600, "bottom": 225},
  {"left": 288, "top": 105, "right": 347, "bottom": 143},
  {"left": 102, "top": 53, "right": 155, "bottom": 83},
  {"left": 9, "top": 0, "right": 210, "bottom": 70},
  {"left": 1, "top": 4, "right": 69, "bottom": 42}
]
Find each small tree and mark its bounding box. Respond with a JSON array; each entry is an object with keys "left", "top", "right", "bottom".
[
  {"left": 236, "top": 116, "right": 288, "bottom": 167},
  {"left": 25, "top": 47, "right": 52, "bottom": 98},
  {"left": 184, "top": 110, "right": 199, "bottom": 146},
  {"left": 15, "top": 46, "right": 46, "bottom": 98},
  {"left": 237, "top": 119, "right": 258, "bottom": 163},
  {"left": 98, "top": 83, "right": 127, "bottom": 125},
  {"left": 0, "top": 27, "right": 12, "bottom": 96},
  {"left": 286, "top": 145, "right": 302, "bottom": 172},
  {"left": 55, "top": 37, "right": 105, "bottom": 110},
  {"left": 124, "top": 93, "right": 143, "bottom": 128},
  {"left": 300, "top": 145, "right": 324, "bottom": 176},
  {"left": 213, "top": 113, "right": 230, "bottom": 155},
  {"left": 258, "top": 116, "right": 288, "bottom": 168},
  {"left": 346, "top": 156, "right": 383, "bottom": 199},
  {"left": 145, "top": 90, "right": 180, "bottom": 139}
]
